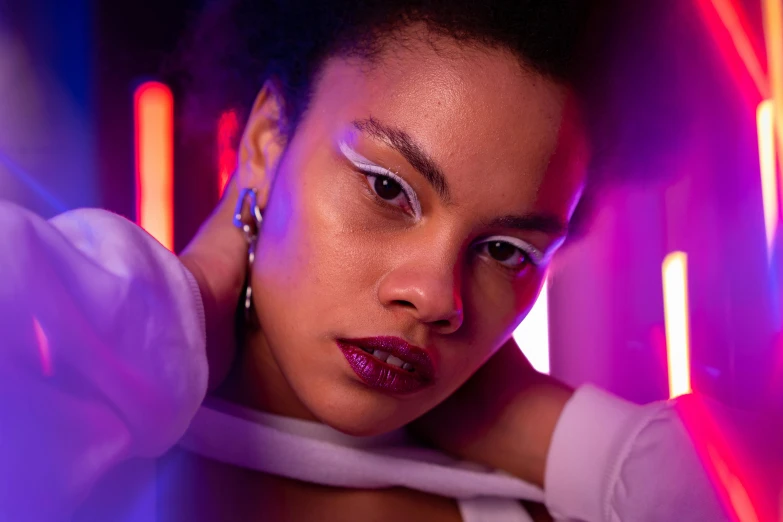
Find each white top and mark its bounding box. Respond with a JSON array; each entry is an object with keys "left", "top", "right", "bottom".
[
  {"left": 183, "top": 398, "right": 540, "bottom": 522},
  {"left": 0, "top": 202, "right": 729, "bottom": 521}
]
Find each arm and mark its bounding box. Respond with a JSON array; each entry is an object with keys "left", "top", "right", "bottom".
[
  {"left": 413, "top": 339, "right": 730, "bottom": 521},
  {"left": 544, "top": 385, "right": 729, "bottom": 521},
  {"left": 0, "top": 202, "right": 208, "bottom": 521}
]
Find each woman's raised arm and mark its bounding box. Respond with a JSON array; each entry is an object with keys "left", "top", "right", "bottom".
[
  {"left": 0, "top": 201, "right": 209, "bottom": 521},
  {"left": 413, "top": 338, "right": 730, "bottom": 521}
]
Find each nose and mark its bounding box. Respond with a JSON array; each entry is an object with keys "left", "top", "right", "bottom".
[{"left": 377, "top": 262, "right": 464, "bottom": 335}]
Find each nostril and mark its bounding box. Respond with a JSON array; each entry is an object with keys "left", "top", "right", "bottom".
[
  {"left": 392, "top": 300, "right": 416, "bottom": 309},
  {"left": 389, "top": 299, "right": 461, "bottom": 330}
]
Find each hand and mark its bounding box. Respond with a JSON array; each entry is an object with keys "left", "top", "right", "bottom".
[
  {"left": 180, "top": 176, "right": 249, "bottom": 391},
  {"left": 409, "top": 338, "right": 573, "bottom": 488}
]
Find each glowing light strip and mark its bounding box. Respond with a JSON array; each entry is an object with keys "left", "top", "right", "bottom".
[
  {"left": 709, "top": 0, "right": 770, "bottom": 98},
  {"left": 134, "top": 82, "right": 174, "bottom": 251},
  {"left": 763, "top": 0, "right": 783, "bottom": 178},
  {"left": 758, "top": 100, "right": 778, "bottom": 256},
  {"left": 513, "top": 278, "right": 550, "bottom": 374},
  {"left": 217, "top": 109, "right": 240, "bottom": 196},
  {"left": 662, "top": 252, "right": 692, "bottom": 398}
]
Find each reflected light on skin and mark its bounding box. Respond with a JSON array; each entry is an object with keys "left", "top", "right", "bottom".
[
  {"left": 217, "top": 109, "right": 240, "bottom": 197},
  {"left": 757, "top": 99, "right": 778, "bottom": 258},
  {"left": 513, "top": 277, "right": 550, "bottom": 374},
  {"left": 134, "top": 82, "right": 174, "bottom": 251},
  {"left": 662, "top": 251, "right": 692, "bottom": 398},
  {"left": 32, "top": 316, "right": 52, "bottom": 377}
]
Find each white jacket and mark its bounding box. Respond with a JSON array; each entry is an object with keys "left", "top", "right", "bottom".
[{"left": 0, "top": 202, "right": 729, "bottom": 521}]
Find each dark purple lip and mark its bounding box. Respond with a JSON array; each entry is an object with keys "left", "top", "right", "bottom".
[
  {"left": 341, "top": 336, "right": 436, "bottom": 380},
  {"left": 337, "top": 336, "right": 436, "bottom": 395}
]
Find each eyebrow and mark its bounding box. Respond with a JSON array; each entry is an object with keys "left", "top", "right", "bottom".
[
  {"left": 483, "top": 214, "right": 569, "bottom": 238},
  {"left": 352, "top": 117, "right": 451, "bottom": 202},
  {"left": 351, "top": 117, "right": 569, "bottom": 239}
]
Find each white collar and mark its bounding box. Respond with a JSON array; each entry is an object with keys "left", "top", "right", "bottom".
[{"left": 178, "top": 397, "right": 544, "bottom": 502}]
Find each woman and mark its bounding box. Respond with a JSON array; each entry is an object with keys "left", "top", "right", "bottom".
[{"left": 0, "top": 1, "right": 729, "bottom": 521}]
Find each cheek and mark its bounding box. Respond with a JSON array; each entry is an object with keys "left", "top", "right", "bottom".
[
  {"left": 462, "top": 268, "right": 545, "bottom": 354},
  {"left": 252, "top": 165, "right": 380, "bottom": 317},
  {"left": 510, "top": 271, "right": 547, "bottom": 325}
]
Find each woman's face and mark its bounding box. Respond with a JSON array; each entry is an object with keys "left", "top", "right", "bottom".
[{"left": 243, "top": 30, "right": 586, "bottom": 435}]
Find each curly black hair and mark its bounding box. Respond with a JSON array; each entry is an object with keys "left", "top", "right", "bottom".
[
  {"left": 177, "top": 0, "right": 604, "bottom": 136},
  {"left": 174, "top": 0, "right": 618, "bottom": 234}
]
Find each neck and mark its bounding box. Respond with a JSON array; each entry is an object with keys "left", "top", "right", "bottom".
[{"left": 214, "top": 326, "right": 320, "bottom": 423}]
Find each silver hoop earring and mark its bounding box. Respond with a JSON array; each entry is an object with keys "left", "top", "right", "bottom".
[{"left": 232, "top": 187, "right": 263, "bottom": 323}]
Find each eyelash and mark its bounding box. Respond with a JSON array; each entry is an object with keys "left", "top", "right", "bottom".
[{"left": 474, "top": 237, "right": 542, "bottom": 273}]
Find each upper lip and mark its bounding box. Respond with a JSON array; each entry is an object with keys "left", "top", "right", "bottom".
[{"left": 339, "top": 336, "right": 436, "bottom": 381}]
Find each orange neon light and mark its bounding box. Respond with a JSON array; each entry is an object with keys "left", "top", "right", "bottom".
[
  {"left": 217, "top": 109, "right": 240, "bottom": 196},
  {"left": 134, "top": 82, "right": 174, "bottom": 251},
  {"left": 758, "top": 100, "right": 778, "bottom": 256},
  {"left": 662, "top": 251, "right": 692, "bottom": 398}
]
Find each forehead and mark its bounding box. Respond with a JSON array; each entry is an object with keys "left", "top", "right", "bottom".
[{"left": 301, "top": 30, "right": 584, "bottom": 217}]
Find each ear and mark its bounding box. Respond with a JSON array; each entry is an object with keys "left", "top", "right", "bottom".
[{"left": 236, "top": 81, "right": 288, "bottom": 207}]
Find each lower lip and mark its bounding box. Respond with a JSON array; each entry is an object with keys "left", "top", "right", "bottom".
[{"left": 337, "top": 341, "right": 431, "bottom": 395}]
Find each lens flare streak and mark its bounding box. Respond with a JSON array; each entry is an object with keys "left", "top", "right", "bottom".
[
  {"left": 696, "top": 0, "right": 769, "bottom": 101},
  {"left": 32, "top": 316, "right": 52, "bottom": 377}
]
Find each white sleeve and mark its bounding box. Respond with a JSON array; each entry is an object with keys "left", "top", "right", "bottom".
[
  {"left": 0, "top": 202, "right": 208, "bottom": 522},
  {"left": 544, "top": 385, "right": 730, "bottom": 522}
]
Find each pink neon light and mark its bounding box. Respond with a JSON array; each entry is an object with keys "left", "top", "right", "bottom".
[
  {"left": 695, "top": 0, "right": 769, "bottom": 103},
  {"left": 134, "top": 82, "right": 174, "bottom": 251},
  {"left": 678, "top": 397, "right": 769, "bottom": 522},
  {"left": 707, "top": 444, "right": 761, "bottom": 522},
  {"left": 217, "top": 110, "right": 240, "bottom": 196},
  {"left": 32, "top": 317, "right": 52, "bottom": 377}
]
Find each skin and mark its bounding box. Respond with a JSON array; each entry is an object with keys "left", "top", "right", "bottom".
[
  {"left": 176, "top": 25, "right": 588, "bottom": 520},
  {"left": 215, "top": 25, "right": 586, "bottom": 438}
]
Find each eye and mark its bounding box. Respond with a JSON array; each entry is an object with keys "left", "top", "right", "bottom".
[
  {"left": 372, "top": 175, "right": 403, "bottom": 200},
  {"left": 476, "top": 236, "right": 543, "bottom": 272},
  {"left": 339, "top": 141, "right": 423, "bottom": 219},
  {"left": 359, "top": 169, "right": 422, "bottom": 219},
  {"left": 365, "top": 173, "right": 410, "bottom": 209}
]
